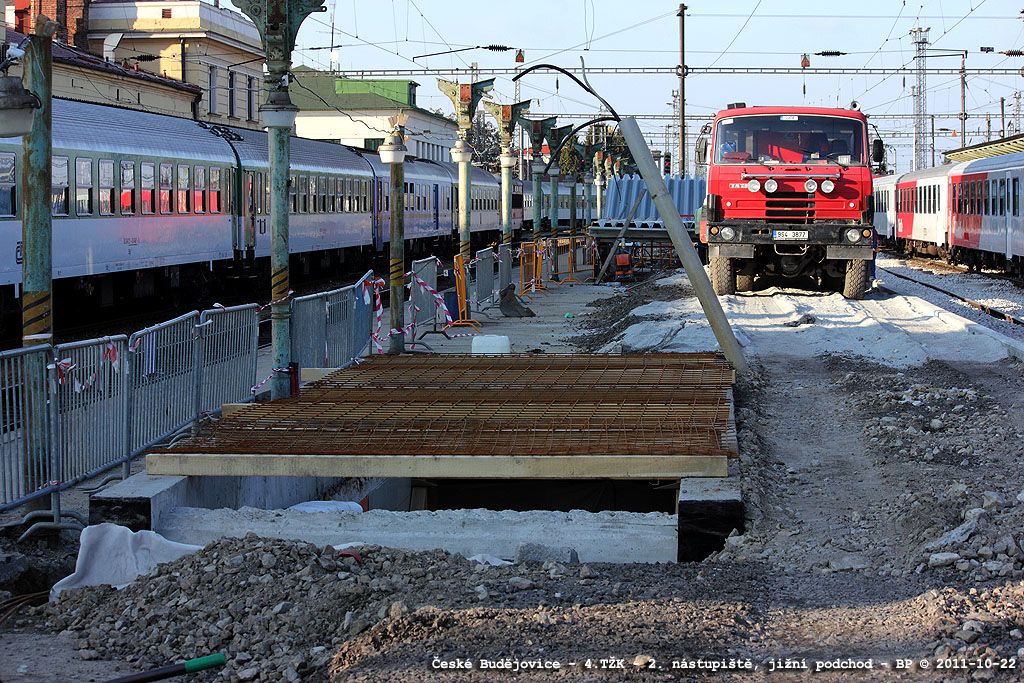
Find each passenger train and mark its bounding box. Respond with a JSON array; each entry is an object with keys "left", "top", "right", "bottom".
[
  {"left": 0, "top": 98, "right": 588, "bottom": 323},
  {"left": 872, "top": 152, "right": 1024, "bottom": 275}
]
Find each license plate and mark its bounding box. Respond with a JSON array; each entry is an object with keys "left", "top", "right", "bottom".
[{"left": 772, "top": 230, "right": 809, "bottom": 240}]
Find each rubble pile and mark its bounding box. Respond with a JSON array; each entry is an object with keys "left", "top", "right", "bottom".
[
  {"left": 45, "top": 535, "right": 601, "bottom": 682},
  {"left": 843, "top": 367, "right": 1024, "bottom": 582},
  {"left": 923, "top": 582, "right": 1024, "bottom": 675}
]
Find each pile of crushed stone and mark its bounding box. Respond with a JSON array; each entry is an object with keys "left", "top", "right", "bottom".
[{"left": 43, "top": 535, "right": 618, "bottom": 681}]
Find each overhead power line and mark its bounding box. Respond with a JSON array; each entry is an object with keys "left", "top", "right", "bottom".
[{"left": 333, "top": 66, "right": 1024, "bottom": 77}]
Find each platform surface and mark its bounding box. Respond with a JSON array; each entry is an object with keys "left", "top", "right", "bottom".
[{"left": 146, "top": 353, "right": 737, "bottom": 479}]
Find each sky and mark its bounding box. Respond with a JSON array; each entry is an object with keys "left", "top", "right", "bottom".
[{"left": 275, "top": 0, "right": 1024, "bottom": 174}]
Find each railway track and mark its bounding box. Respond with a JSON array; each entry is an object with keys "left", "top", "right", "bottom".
[{"left": 876, "top": 262, "right": 1024, "bottom": 329}]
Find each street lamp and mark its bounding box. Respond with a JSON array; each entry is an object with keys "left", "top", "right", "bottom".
[
  {"left": 378, "top": 120, "right": 408, "bottom": 355},
  {"left": 0, "top": 76, "right": 40, "bottom": 137}
]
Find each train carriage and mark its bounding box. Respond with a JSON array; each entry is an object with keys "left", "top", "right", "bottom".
[
  {"left": 872, "top": 173, "right": 897, "bottom": 240},
  {"left": 894, "top": 165, "right": 949, "bottom": 256}
]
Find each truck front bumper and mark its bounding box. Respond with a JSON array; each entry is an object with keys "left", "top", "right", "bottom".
[{"left": 707, "top": 221, "right": 874, "bottom": 260}]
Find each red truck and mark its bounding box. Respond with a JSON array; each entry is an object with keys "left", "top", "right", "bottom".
[{"left": 696, "top": 104, "right": 883, "bottom": 299}]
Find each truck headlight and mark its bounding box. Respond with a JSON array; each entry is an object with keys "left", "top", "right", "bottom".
[
  {"left": 720, "top": 227, "right": 736, "bottom": 241},
  {"left": 846, "top": 228, "right": 862, "bottom": 243},
  {"left": 764, "top": 178, "right": 778, "bottom": 193},
  {"left": 820, "top": 179, "right": 835, "bottom": 193},
  {"left": 747, "top": 179, "right": 761, "bottom": 192},
  {"left": 804, "top": 179, "right": 818, "bottom": 193}
]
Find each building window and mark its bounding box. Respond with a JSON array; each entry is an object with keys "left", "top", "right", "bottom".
[
  {"left": 208, "top": 66, "right": 219, "bottom": 115},
  {"left": 227, "top": 72, "right": 236, "bottom": 118},
  {"left": 161, "top": 7, "right": 172, "bottom": 18},
  {"left": 75, "top": 158, "right": 93, "bottom": 216},
  {"left": 247, "top": 77, "right": 256, "bottom": 121},
  {"left": 0, "top": 152, "right": 15, "bottom": 217},
  {"left": 51, "top": 156, "right": 69, "bottom": 216},
  {"left": 364, "top": 138, "right": 384, "bottom": 152}
]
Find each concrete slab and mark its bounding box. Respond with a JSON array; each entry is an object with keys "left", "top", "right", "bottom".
[
  {"left": 677, "top": 476, "right": 744, "bottom": 562},
  {"left": 157, "top": 506, "right": 679, "bottom": 564}
]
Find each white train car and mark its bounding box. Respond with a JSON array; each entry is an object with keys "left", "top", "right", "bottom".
[
  {"left": 872, "top": 173, "right": 898, "bottom": 240},
  {"left": 894, "top": 164, "right": 950, "bottom": 256},
  {"left": 948, "top": 153, "right": 1024, "bottom": 269}
]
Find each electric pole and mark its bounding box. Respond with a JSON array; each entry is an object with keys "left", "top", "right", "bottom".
[
  {"left": 678, "top": 3, "right": 686, "bottom": 177},
  {"left": 910, "top": 26, "right": 930, "bottom": 171}
]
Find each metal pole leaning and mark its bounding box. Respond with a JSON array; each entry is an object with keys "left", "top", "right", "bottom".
[
  {"left": 619, "top": 117, "right": 748, "bottom": 373},
  {"left": 379, "top": 118, "right": 408, "bottom": 355}
]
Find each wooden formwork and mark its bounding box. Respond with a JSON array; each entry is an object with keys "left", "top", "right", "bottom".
[{"left": 146, "top": 353, "right": 738, "bottom": 479}]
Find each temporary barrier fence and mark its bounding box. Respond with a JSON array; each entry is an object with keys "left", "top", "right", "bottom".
[
  {"left": 0, "top": 344, "right": 54, "bottom": 512},
  {"left": 0, "top": 267, "right": 378, "bottom": 527},
  {"left": 498, "top": 244, "right": 513, "bottom": 291},
  {"left": 52, "top": 336, "right": 129, "bottom": 486},
  {"left": 196, "top": 305, "right": 259, "bottom": 415},
  {"left": 474, "top": 247, "right": 496, "bottom": 311},
  {"left": 519, "top": 242, "right": 538, "bottom": 296},
  {"left": 127, "top": 311, "right": 201, "bottom": 457},
  {"left": 409, "top": 257, "right": 440, "bottom": 337}
]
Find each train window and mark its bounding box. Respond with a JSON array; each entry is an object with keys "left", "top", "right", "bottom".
[
  {"left": 985, "top": 180, "right": 992, "bottom": 215},
  {"left": 209, "top": 168, "right": 220, "bottom": 213},
  {"left": 289, "top": 175, "right": 297, "bottom": 213},
  {"left": 75, "top": 158, "right": 93, "bottom": 216},
  {"left": 951, "top": 183, "right": 957, "bottom": 215},
  {"left": 0, "top": 152, "right": 14, "bottom": 217},
  {"left": 298, "top": 175, "right": 307, "bottom": 213},
  {"left": 1014, "top": 178, "right": 1020, "bottom": 216},
  {"left": 159, "top": 163, "right": 173, "bottom": 214},
  {"left": 51, "top": 156, "right": 69, "bottom": 217},
  {"left": 999, "top": 179, "right": 1006, "bottom": 215},
  {"left": 363, "top": 180, "right": 369, "bottom": 211},
  {"left": 191, "top": 166, "right": 205, "bottom": 214},
  {"left": 141, "top": 163, "right": 155, "bottom": 215},
  {"left": 121, "top": 161, "right": 136, "bottom": 215},
  {"left": 320, "top": 176, "right": 328, "bottom": 212},
  {"left": 177, "top": 164, "right": 191, "bottom": 213},
  {"left": 335, "top": 178, "right": 343, "bottom": 212}
]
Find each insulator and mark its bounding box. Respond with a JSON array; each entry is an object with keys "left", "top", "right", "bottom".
[
  {"left": 484, "top": 45, "right": 511, "bottom": 52},
  {"left": 815, "top": 50, "right": 847, "bottom": 57}
]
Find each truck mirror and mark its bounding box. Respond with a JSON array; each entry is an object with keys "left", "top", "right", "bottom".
[
  {"left": 872, "top": 139, "right": 885, "bottom": 164},
  {"left": 696, "top": 137, "right": 708, "bottom": 164}
]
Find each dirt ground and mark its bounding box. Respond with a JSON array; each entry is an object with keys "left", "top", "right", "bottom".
[{"left": 4, "top": 271, "right": 1024, "bottom": 681}]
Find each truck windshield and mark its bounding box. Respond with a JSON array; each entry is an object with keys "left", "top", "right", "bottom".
[{"left": 714, "top": 115, "right": 865, "bottom": 165}]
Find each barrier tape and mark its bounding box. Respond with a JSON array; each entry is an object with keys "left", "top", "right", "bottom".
[
  {"left": 250, "top": 367, "right": 290, "bottom": 395},
  {"left": 258, "top": 289, "right": 294, "bottom": 312},
  {"left": 55, "top": 340, "right": 124, "bottom": 393},
  {"left": 364, "top": 278, "right": 387, "bottom": 353}
]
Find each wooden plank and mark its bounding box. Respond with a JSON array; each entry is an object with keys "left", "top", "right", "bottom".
[
  {"left": 146, "top": 453, "right": 729, "bottom": 479},
  {"left": 300, "top": 368, "right": 338, "bottom": 383},
  {"left": 220, "top": 403, "right": 253, "bottom": 418}
]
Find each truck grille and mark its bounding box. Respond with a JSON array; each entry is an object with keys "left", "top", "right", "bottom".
[{"left": 765, "top": 192, "right": 814, "bottom": 224}]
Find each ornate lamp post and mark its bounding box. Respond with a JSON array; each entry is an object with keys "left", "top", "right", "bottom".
[
  {"left": 519, "top": 117, "right": 555, "bottom": 243},
  {"left": 231, "top": 0, "right": 324, "bottom": 399},
  {"left": 484, "top": 99, "right": 530, "bottom": 245},
  {"left": 437, "top": 78, "right": 494, "bottom": 261},
  {"left": 377, "top": 117, "right": 408, "bottom": 355},
  {"left": 546, "top": 124, "right": 574, "bottom": 234}
]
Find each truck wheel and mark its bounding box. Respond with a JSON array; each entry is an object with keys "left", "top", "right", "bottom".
[
  {"left": 842, "top": 259, "right": 869, "bottom": 299},
  {"left": 710, "top": 256, "right": 736, "bottom": 295}
]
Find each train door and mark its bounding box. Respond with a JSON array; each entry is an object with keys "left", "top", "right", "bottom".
[
  {"left": 243, "top": 170, "right": 267, "bottom": 256},
  {"left": 432, "top": 184, "right": 439, "bottom": 231},
  {"left": 373, "top": 177, "right": 386, "bottom": 250},
  {"left": 1005, "top": 171, "right": 1013, "bottom": 260}
]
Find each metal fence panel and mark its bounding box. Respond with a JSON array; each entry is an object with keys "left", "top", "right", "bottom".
[
  {"left": 127, "top": 311, "right": 200, "bottom": 455},
  {"left": 0, "top": 345, "right": 53, "bottom": 511},
  {"left": 475, "top": 247, "right": 495, "bottom": 310},
  {"left": 52, "top": 336, "right": 129, "bottom": 486},
  {"left": 197, "top": 305, "right": 258, "bottom": 414},
  {"left": 291, "top": 289, "right": 332, "bottom": 369},
  {"left": 498, "top": 244, "right": 513, "bottom": 291},
  {"left": 352, "top": 270, "right": 374, "bottom": 361},
  {"left": 325, "top": 286, "right": 356, "bottom": 367},
  {"left": 410, "top": 257, "right": 438, "bottom": 336}
]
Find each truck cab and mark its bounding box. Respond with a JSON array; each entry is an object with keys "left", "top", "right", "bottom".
[{"left": 697, "top": 104, "right": 880, "bottom": 299}]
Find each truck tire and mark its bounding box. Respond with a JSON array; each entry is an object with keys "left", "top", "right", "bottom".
[
  {"left": 710, "top": 256, "right": 736, "bottom": 295},
  {"left": 842, "top": 259, "right": 869, "bottom": 299}
]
